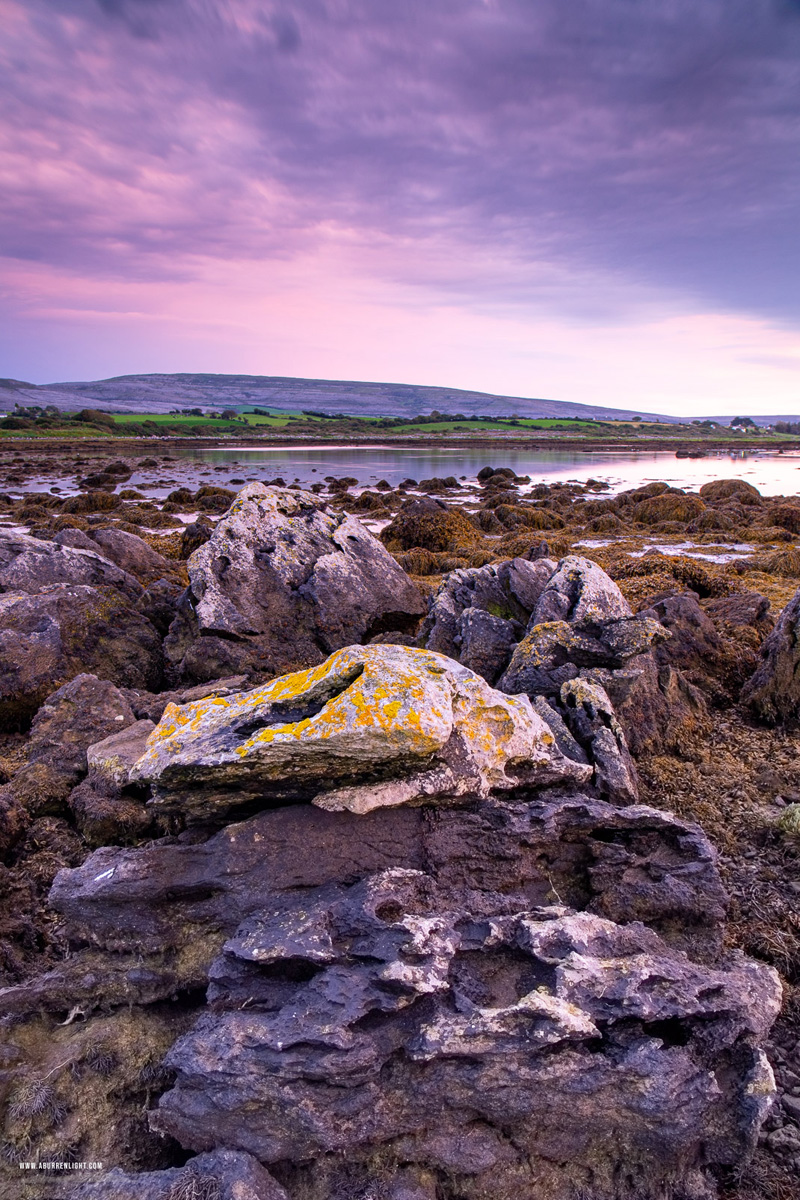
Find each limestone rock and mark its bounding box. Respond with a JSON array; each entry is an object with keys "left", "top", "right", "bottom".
[
  {"left": 0, "top": 529, "right": 142, "bottom": 599},
  {"left": 560, "top": 677, "right": 638, "bottom": 804},
  {"left": 497, "top": 556, "right": 676, "bottom": 765},
  {"left": 88, "top": 719, "right": 156, "bottom": 787},
  {"left": 531, "top": 554, "right": 632, "bottom": 625},
  {"left": 0, "top": 585, "right": 163, "bottom": 728},
  {"left": 742, "top": 586, "right": 800, "bottom": 725},
  {"left": 164, "top": 484, "right": 425, "bottom": 683},
  {"left": 42, "top": 792, "right": 728, "bottom": 1003},
  {"left": 131, "top": 644, "right": 591, "bottom": 820},
  {"left": 86, "top": 527, "right": 175, "bottom": 584},
  {"left": 151, "top": 872, "right": 780, "bottom": 1200},
  {"left": 420, "top": 557, "right": 554, "bottom": 683},
  {"left": 71, "top": 1149, "right": 289, "bottom": 1200}
]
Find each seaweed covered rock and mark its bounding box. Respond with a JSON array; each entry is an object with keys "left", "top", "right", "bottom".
[
  {"left": 699, "top": 478, "right": 762, "bottom": 504},
  {"left": 0, "top": 529, "right": 142, "bottom": 600},
  {"left": 0, "top": 585, "right": 163, "bottom": 728},
  {"left": 380, "top": 496, "right": 480, "bottom": 553},
  {"left": 0, "top": 676, "right": 141, "bottom": 854},
  {"left": 131, "top": 644, "right": 591, "bottom": 820},
  {"left": 632, "top": 492, "right": 706, "bottom": 524},
  {"left": 164, "top": 485, "right": 425, "bottom": 684},
  {"left": 742, "top": 586, "right": 800, "bottom": 725}
]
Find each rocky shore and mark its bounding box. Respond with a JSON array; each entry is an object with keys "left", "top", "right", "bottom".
[{"left": 1, "top": 471, "right": 800, "bottom": 1200}]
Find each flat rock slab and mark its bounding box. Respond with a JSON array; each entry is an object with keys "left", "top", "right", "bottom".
[{"left": 131, "top": 644, "right": 591, "bottom": 819}]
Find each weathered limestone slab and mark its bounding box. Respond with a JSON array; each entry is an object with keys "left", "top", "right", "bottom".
[{"left": 131, "top": 644, "right": 591, "bottom": 819}]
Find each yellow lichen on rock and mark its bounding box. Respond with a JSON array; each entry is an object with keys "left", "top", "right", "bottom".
[{"left": 130, "top": 643, "right": 591, "bottom": 819}]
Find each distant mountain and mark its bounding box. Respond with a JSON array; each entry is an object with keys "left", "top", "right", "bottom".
[
  {"left": 3, "top": 373, "right": 795, "bottom": 426},
  {"left": 0, "top": 372, "right": 688, "bottom": 423}
]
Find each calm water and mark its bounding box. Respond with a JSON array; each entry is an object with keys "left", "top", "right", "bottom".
[
  {"left": 161, "top": 445, "right": 800, "bottom": 498},
  {"left": 15, "top": 444, "right": 800, "bottom": 500}
]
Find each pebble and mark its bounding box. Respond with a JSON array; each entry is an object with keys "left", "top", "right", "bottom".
[
  {"left": 768, "top": 1126, "right": 800, "bottom": 1154},
  {"left": 783, "top": 1095, "right": 800, "bottom": 1121}
]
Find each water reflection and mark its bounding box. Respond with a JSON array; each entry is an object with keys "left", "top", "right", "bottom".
[{"left": 162, "top": 445, "right": 800, "bottom": 497}]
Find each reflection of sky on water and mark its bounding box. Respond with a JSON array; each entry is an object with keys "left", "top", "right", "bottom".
[
  {"left": 166, "top": 446, "right": 800, "bottom": 498},
  {"left": 18, "top": 446, "right": 800, "bottom": 500}
]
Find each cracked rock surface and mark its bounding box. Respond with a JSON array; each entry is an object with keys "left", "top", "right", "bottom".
[
  {"left": 0, "top": 525, "right": 784, "bottom": 1200},
  {"left": 130, "top": 644, "right": 591, "bottom": 819},
  {"left": 164, "top": 484, "right": 425, "bottom": 684}
]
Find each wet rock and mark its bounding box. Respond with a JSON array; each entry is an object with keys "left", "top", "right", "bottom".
[
  {"left": 647, "top": 592, "right": 722, "bottom": 671},
  {"left": 0, "top": 585, "right": 163, "bottom": 729},
  {"left": 131, "top": 644, "right": 591, "bottom": 821},
  {"left": 151, "top": 879, "right": 779, "bottom": 1200},
  {"left": 0, "top": 529, "right": 142, "bottom": 600},
  {"left": 164, "top": 485, "right": 424, "bottom": 684}
]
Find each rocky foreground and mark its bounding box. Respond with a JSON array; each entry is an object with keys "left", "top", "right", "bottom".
[{"left": 1, "top": 481, "right": 800, "bottom": 1199}]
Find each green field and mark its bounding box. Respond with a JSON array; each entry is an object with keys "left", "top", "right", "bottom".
[{"left": 0, "top": 405, "right": 790, "bottom": 442}]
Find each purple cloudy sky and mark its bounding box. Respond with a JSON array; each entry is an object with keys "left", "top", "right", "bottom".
[{"left": 2, "top": 0, "right": 800, "bottom": 413}]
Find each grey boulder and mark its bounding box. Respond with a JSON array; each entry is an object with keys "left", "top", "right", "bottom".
[
  {"left": 0, "top": 529, "right": 142, "bottom": 600},
  {"left": 421, "top": 557, "right": 555, "bottom": 684},
  {"left": 164, "top": 484, "right": 425, "bottom": 683},
  {"left": 152, "top": 870, "right": 780, "bottom": 1200},
  {"left": 84, "top": 526, "right": 175, "bottom": 584}
]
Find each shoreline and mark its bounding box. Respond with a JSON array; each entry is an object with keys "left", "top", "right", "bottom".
[{"left": 4, "top": 433, "right": 800, "bottom": 454}]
